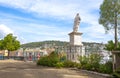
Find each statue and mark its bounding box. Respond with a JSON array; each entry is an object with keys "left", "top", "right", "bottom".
[{"left": 73, "top": 13, "right": 81, "bottom": 32}]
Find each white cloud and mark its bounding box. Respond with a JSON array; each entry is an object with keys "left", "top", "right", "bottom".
[
  {"left": 81, "top": 22, "right": 114, "bottom": 43},
  {"left": 0, "top": 24, "right": 14, "bottom": 38},
  {"left": 0, "top": 0, "right": 34, "bottom": 9},
  {"left": 0, "top": 0, "right": 103, "bottom": 19},
  {"left": 11, "top": 23, "right": 70, "bottom": 42},
  {"left": 0, "top": 0, "right": 104, "bottom": 28},
  {"left": 0, "top": 0, "right": 104, "bottom": 24},
  {"left": 0, "top": 24, "right": 26, "bottom": 44}
]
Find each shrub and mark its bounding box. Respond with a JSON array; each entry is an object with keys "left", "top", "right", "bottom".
[
  {"left": 99, "top": 64, "right": 107, "bottom": 73},
  {"left": 63, "top": 60, "right": 74, "bottom": 67},
  {"left": 83, "top": 63, "right": 92, "bottom": 70},
  {"left": 113, "top": 68, "right": 120, "bottom": 78},
  {"left": 98, "top": 61, "right": 113, "bottom": 74},
  {"left": 37, "top": 56, "right": 49, "bottom": 66},
  {"left": 105, "top": 61, "right": 113, "bottom": 73},
  {"left": 63, "top": 60, "right": 80, "bottom": 68},
  {"left": 75, "top": 63, "right": 81, "bottom": 68},
  {"left": 55, "top": 62, "right": 64, "bottom": 68},
  {"left": 77, "top": 63, "right": 82, "bottom": 69},
  {"left": 37, "top": 52, "right": 60, "bottom": 67},
  {"left": 60, "top": 56, "right": 66, "bottom": 62},
  {"left": 79, "top": 54, "right": 101, "bottom": 71},
  {"left": 89, "top": 54, "right": 101, "bottom": 71},
  {"left": 79, "top": 56, "right": 88, "bottom": 67}
]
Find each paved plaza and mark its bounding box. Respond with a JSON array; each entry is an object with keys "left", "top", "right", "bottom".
[{"left": 0, "top": 60, "right": 108, "bottom": 78}]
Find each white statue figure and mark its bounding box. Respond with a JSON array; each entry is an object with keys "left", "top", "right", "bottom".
[{"left": 73, "top": 13, "right": 81, "bottom": 32}]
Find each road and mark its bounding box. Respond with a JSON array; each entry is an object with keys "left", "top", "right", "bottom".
[{"left": 0, "top": 60, "right": 107, "bottom": 78}]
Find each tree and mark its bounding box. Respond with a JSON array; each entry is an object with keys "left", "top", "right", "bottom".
[
  {"left": 2, "top": 34, "right": 20, "bottom": 58},
  {"left": 105, "top": 40, "right": 115, "bottom": 51},
  {"left": 99, "top": 0, "right": 120, "bottom": 49},
  {"left": 105, "top": 40, "right": 120, "bottom": 51}
]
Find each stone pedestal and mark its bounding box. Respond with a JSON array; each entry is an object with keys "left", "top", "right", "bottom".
[
  {"left": 69, "top": 32, "right": 83, "bottom": 46},
  {"left": 67, "top": 32, "right": 85, "bottom": 62},
  {"left": 112, "top": 51, "right": 120, "bottom": 71}
]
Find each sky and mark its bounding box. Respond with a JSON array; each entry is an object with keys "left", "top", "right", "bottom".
[{"left": 0, "top": 0, "right": 114, "bottom": 44}]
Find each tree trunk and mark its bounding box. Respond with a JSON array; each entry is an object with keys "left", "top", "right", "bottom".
[
  {"left": 8, "top": 51, "right": 10, "bottom": 59},
  {"left": 114, "top": 25, "right": 118, "bottom": 49},
  {"left": 114, "top": 15, "right": 118, "bottom": 49}
]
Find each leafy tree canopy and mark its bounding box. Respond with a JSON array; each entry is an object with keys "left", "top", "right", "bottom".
[
  {"left": 105, "top": 40, "right": 120, "bottom": 51},
  {"left": 0, "top": 33, "right": 20, "bottom": 51},
  {"left": 99, "top": 0, "right": 120, "bottom": 30},
  {"left": 99, "top": 0, "right": 120, "bottom": 48},
  {"left": 105, "top": 40, "right": 115, "bottom": 51}
]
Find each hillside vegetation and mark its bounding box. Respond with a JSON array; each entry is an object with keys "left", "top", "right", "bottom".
[{"left": 21, "top": 40, "right": 103, "bottom": 49}]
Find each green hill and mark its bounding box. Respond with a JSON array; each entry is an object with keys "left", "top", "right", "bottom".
[
  {"left": 21, "top": 40, "right": 69, "bottom": 48},
  {"left": 21, "top": 40, "right": 103, "bottom": 49}
]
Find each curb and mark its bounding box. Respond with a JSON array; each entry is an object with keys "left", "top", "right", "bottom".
[
  {"left": 80, "top": 70, "right": 113, "bottom": 78},
  {"left": 69, "top": 68, "right": 113, "bottom": 78}
]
